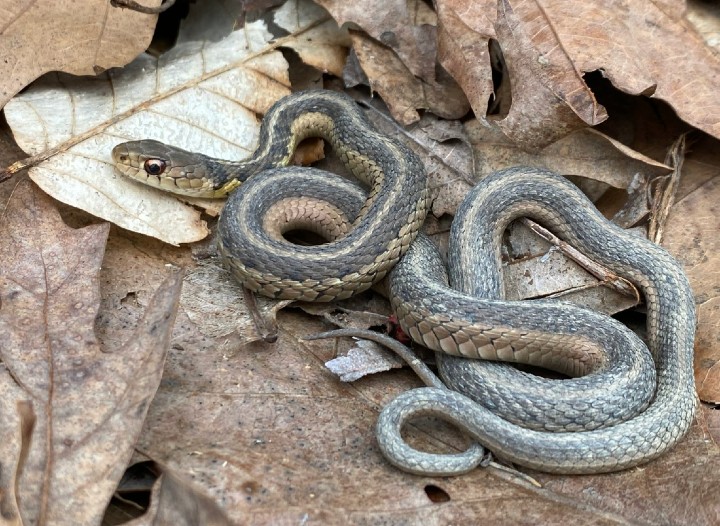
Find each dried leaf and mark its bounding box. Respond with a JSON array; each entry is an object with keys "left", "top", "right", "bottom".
[
  {"left": 302, "top": 295, "right": 401, "bottom": 382},
  {"left": 504, "top": 223, "right": 638, "bottom": 315},
  {"left": 453, "top": 121, "right": 670, "bottom": 218},
  {"left": 138, "top": 307, "right": 720, "bottom": 524},
  {"left": 347, "top": 31, "right": 422, "bottom": 125},
  {"left": 610, "top": 173, "right": 652, "bottom": 229},
  {"left": 435, "top": 0, "right": 720, "bottom": 145},
  {"left": 0, "top": 181, "right": 182, "bottom": 524},
  {"left": 435, "top": 0, "right": 495, "bottom": 121},
  {"left": 0, "top": 0, "right": 161, "bottom": 109},
  {"left": 316, "top": 0, "right": 439, "bottom": 82},
  {"left": 360, "top": 90, "right": 669, "bottom": 221},
  {"left": 346, "top": 30, "right": 469, "bottom": 125},
  {"left": 127, "top": 467, "right": 233, "bottom": 526},
  {"left": 535, "top": 404, "right": 720, "bottom": 525},
  {"left": 4, "top": 0, "right": 340, "bottom": 244},
  {"left": 543, "top": 1, "right": 720, "bottom": 142},
  {"left": 274, "top": 0, "right": 351, "bottom": 77},
  {"left": 318, "top": 0, "right": 470, "bottom": 123},
  {"left": 363, "top": 112, "right": 671, "bottom": 219},
  {"left": 181, "top": 262, "right": 291, "bottom": 340},
  {"left": 493, "top": 0, "right": 604, "bottom": 148}
]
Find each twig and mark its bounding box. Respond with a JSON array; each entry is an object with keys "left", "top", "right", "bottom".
[
  {"left": 519, "top": 218, "right": 640, "bottom": 302},
  {"left": 648, "top": 134, "right": 687, "bottom": 243}
]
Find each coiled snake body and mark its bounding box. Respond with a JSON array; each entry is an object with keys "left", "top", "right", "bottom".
[
  {"left": 382, "top": 167, "right": 697, "bottom": 474},
  {"left": 113, "top": 90, "right": 429, "bottom": 301},
  {"left": 112, "top": 90, "right": 697, "bottom": 475}
]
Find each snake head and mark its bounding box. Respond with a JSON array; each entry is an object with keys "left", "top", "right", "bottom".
[{"left": 112, "top": 139, "right": 218, "bottom": 197}]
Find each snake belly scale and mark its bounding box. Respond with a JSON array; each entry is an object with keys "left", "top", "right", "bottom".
[{"left": 112, "top": 90, "right": 429, "bottom": 302}]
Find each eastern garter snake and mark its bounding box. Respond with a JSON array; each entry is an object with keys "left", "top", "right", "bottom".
[{"left": 112, "top": 90, "right": 697, "bottom": 475}]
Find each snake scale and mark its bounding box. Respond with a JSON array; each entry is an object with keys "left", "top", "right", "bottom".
[{"left": 112, "top": 90, "right": 697, "bottom": 475}]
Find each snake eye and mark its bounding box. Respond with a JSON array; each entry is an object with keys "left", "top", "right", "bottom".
[{"left": 144, "top": 159, "right": 167, "bottom": 176}]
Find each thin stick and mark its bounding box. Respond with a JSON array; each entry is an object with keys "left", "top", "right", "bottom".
[{"left": 520, "top": 218, "right": 640, "bottom": 302}]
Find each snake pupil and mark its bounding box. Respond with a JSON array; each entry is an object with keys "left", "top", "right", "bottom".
[{"left": 144, "top": 159, "right": 167, "bottom": 176}]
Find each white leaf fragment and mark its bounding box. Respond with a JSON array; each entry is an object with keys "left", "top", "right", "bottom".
[{"left": 325, "top": 339, "right": 404, "bottom": 382}]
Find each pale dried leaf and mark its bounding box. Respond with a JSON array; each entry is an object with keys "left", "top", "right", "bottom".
[
  {"left": 0, "top": 0, "right": 161, "bottom": 108},
  {"left": 274, "top": 0, "right": 351, "bottom": 77},
  {"left": 4, "top": 8, "right": 326, "bottom": 244},
  {"left": 452, "top": 121, "right": 670, "bottom": 217},
  {"left": 0, "top": 181, "right": 182, "bottom": 525},
  {"left": 504, "top": 224, "right": 638, "bottom": 315}
]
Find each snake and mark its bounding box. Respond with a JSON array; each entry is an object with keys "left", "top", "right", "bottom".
[{"left": 111, "top": 90, "right": 697, "bottom": 475}]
